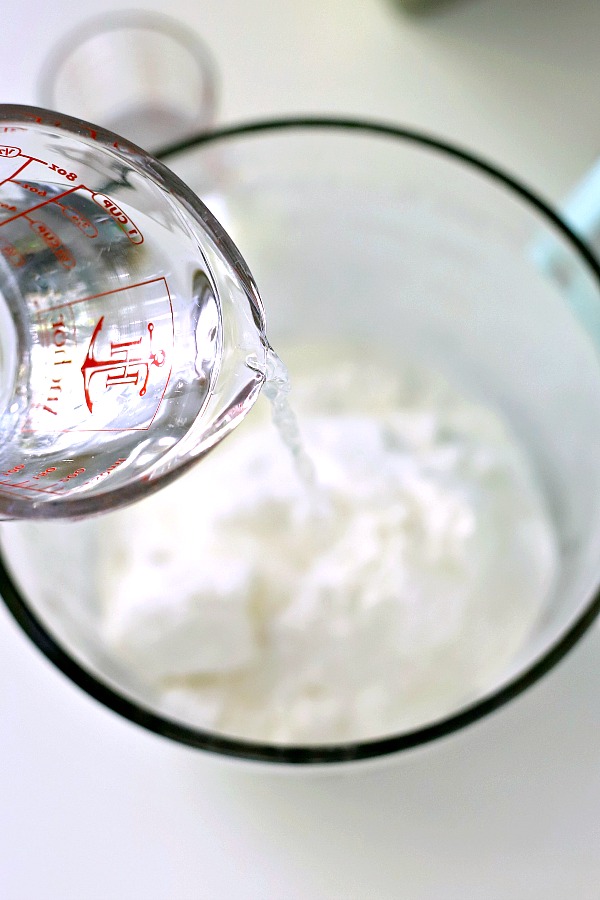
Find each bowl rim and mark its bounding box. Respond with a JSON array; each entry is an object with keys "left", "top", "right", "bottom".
[
  {"left": 2, "top": 115, "right": 600, "bottom": 765},
  {"left": 36, "top": 10, "right": 219, "bottom": 135}
]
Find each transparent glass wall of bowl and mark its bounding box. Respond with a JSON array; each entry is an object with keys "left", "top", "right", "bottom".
[{"left": 2, "top": 123, "right": 600, "bottom": 755}]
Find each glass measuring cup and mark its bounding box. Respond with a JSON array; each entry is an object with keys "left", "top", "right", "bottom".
[
  {"left": 36, "top": 11, "right": 219, "bottom": 152},
  {"left": 0, "top": 105, "right": 267, "bottom": 520}
]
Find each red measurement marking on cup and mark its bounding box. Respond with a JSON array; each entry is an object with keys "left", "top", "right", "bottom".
[
  {"left": 0, "top": 476, "right": 62, "bottom": 496},
  {"left": 0, "top": 459, "right": 125, "bottom": 492},
  {"left": 0, "top": 152, "right": 81, "bottom": 227},
  {"left": 20, "top": 182, "right": 48, "bottom": 197},
  {"left": 81, "top": 318, "right": 166, "bottom": 412},
  {"left": 57, "top": 203, "right": 98, "bottom": 239},
  {"left": 0, "top": 463, "right": 85, "bottom": 494},
  {"left": 28, "top": 217, "right": 60, "bottom": 248},
  {"left": 0, "top": 156, "right": 36, "bottom": 187},
  {"left": 91, "top": 193, "right": 143, "bottom": 244},
  {"left": 25, "top": 216, "right": 76, "bottom": 270},
  {"left": 1, "top": 464, "right": 24, "bottom": 476},
  {"left": 22, "top": 278, "right": 172, "bottom": 435},
  {"left": 0, "top": 151, "right": 145, "bottom": 244},
  {"left": 0, "top": 184, "right": 81, "bottom": 227},
  {"left": 32, "top": 466, "right": 57, "bottom": 480},
  {"left": 83, "top": 458, "right": 127, "bottom": 487},
  {"left": 46, "top": 163, "right": 78, "bottom": 181},
  {"left": 59, "top": 467, "right": 86, "bottom": 483},
  {"left": 0, "top": 236, "right": 25, "bottom": 267}
]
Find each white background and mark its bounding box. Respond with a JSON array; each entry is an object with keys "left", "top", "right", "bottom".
[{"left": 1, "top": 1, "right": 600, "bottom": 897}]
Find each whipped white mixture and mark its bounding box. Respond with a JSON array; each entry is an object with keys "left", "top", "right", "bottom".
[{"left": 95, "top": 347, "right": 557, "bottom": 744}]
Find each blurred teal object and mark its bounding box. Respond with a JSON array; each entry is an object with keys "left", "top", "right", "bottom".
[
  {"left": 532, "top": 159, "right": 600, "bottom": 341},
  {"left": 559, "top": 158, "right": 600, "bottom": 249}
]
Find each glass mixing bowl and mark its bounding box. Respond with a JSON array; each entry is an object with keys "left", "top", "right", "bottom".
[{"left": 2, "top": 118, "right": 600, "bottom": 765}]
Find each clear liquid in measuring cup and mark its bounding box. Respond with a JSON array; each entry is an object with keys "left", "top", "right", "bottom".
[{"left": 0, "top": 107, "right": 267, "bottom": 519}]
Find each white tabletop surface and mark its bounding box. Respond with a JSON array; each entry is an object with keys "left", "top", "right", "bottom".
[{"left": 1, "top": 1, "right": 600, "bottom": 898}]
